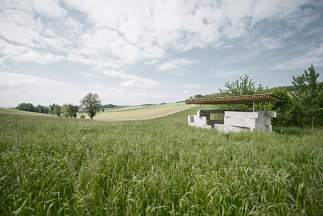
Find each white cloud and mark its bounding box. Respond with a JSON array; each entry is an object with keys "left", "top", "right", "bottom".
[
  {"left": 0, "top": 0, "right": 321, "bottom": 107},
  {"left": 120, "top": 79, "right": 159, "bottom": 88},
  {"left": 12, "top": 51, "right": 63, "bottom": 64},
  {"left": 0, "top": 72, "right": 67, "bottom": 87},
  {"left": 0, "top": 72, "right": 84, "bottom": 106},
  {"left": 31, "top": 0, "right": 67, "bottom": 19},
  {"left": 0, "top": 0, "right": 314, "bottom": 70},
  {"left": 156, "top": 58, "right": 199, "bottom": 71},
  {"left": 0, "top": 71, "right": 164, "bottom": 106},
  {"left": 178, "top": 83, "right": 201, "bottom": 88},
  {"left": 272, "top": 43, "right": 323, "bottom": 70},
  {"left": 81, "top": 72, "right": 95, "bottom": 77},
  {"left": 210, "top": 69, "right": 246, "bottom": 79},
  {"left": 102, "top": 70, "right": 160, "bottom": 88}
]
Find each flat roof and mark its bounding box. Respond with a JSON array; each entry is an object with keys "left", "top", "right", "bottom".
[{"left": 187, "top": 94, "right": 279, "bottom": 105}]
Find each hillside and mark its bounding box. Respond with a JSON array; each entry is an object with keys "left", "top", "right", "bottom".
[
  {"left": 0, "top": 108, "right": 56, "bottom": 118},
  {"left": 0, "top": 103, "right": 196, "bottom": 121},
  {"left": 78, "top": 103, "right": 196, "bottom": 121}
]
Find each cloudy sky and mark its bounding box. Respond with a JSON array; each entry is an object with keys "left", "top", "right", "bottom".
[{"left": 1, "top": 0, "right": 322, "bottom": 107}]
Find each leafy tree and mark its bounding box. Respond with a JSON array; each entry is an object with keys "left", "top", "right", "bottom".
[
  {"left": 49, "top": 104, "right": 55, "bottom": 114},
  {"left": 218, "top": 75, "right": 266, "bottom": 110},
  {"left": 80, "top": 93, "right": 102, "bottom": 120},
  {"left": 53, "top": 104, "right": 61, "bottom": 117},
  {"left": 194, "top": 94, "right": 204, "bottom": 99},
  {"left": 36, "top": 105, "right": 49, "bottom": 114},
  {"left": 71, "top": 105, "right": 79, "bottom": 118},
  {"left": 62, "top": 104, "right": 79, "bottom": 118},
  {"left": 269, "top": 88, "right": 293, "bottom": 126},
  {"left": 219, "top": 75, "right": 265, "bottom": 96},
  {"left": 103, "top": 104, "right": 115, "bottom": 108},
  {"left": 16, "top": 103, "right": 36, "bottom": 112},
  {"left": 61, "top": 104, "right": 70, "bottom": 118},
  {"left": 291, "top": 65, "right": 322, "bottom": 128}
]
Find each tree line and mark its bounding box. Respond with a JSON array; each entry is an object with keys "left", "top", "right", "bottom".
[
  {"left": 16, "top": 103, "right": 50, "bottom": 114},
  {"left": 16, "top": 93, "right": 105, "bottom": 120},
  {"left": 187, "top": 65, "right": 322, "bottom": 128}
]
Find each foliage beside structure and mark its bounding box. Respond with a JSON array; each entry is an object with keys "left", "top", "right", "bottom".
[{"left": 187, "top": 65, "right": 322, "bottom": 127}]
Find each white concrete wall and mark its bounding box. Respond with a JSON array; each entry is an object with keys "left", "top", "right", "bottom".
[
  {"left": 188, "top": 111, "right": 212, "bottom": 129},
  {"left": 188, "top": 110, "right": 276, "bottom": 133},
  {"left": 225, "top": 111, "right": 259, "bottom": 119},
  {"left": 223, "top": 111, "right": 275, "bottom": 132}
]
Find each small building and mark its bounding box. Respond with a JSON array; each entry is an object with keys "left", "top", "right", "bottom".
[{"left": 187, "top": 94, "right": 279, "bottom": 133}]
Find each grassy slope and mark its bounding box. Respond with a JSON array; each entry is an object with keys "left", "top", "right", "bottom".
[
  {"left": 0, "top": 108, "right": 56, "bottom": 117},
  {"left": 0, "top": 108, "right": 322, "bottom": 215},
  {"left": 1, "top": 103, "right": 195, "bottom": 121},
  {"left": 79, "top": 103, "right": 195, "bottom": 120}
]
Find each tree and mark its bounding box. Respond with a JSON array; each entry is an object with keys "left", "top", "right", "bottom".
[
  {"left": 103, "top": 104, "right": 115, "bottom": 108},
  {"left": 36, "top": 105, "right": 49, "bottom": 114},
  {"left": 62, "top": 104, "right": 79, "bottom": 118},
  {"left": 291, "top": 65, "right": 323, "bottom": 128},
  {"left": 269, "top": 88, "right": 293, "bottom": 126},
  {"left": 61, "top": 104, "right": 70, "bottom": 118},
  {"left": 53, "top": 104, "right": 61, "bottom": 117},
  {"left": 70, "top": 105, "right": 79, "bottom": 118},
  {"left": 218, "top": 75, "right": 266, "bottom": 110},
  {"left": 80, "top": 93, "right": 102, "bottom": 120},
  {"left": 16, "top": 103, "right": 36, "bottom": 112},
  {"left": 219, "top": 75, "right": 265, "bottom": 96}
]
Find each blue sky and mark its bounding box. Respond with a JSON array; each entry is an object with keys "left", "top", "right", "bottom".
[{"left": 0, "top": 0, "right": 322, "bottom": 107}]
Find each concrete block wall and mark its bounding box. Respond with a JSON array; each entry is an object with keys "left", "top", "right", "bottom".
[
  {"left": 188, "top": 110, "right": 276, "bottom": 133},
  {"left": 223, "top": 111, "right": 275, "bottom": 132},
  {"left": 188, "top": 111, "right": 212, "bottom": 129}
]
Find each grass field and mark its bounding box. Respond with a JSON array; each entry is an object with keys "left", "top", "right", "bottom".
[
  {"left": 0, "top": 108, "right": 57, "bottom": 118},
  {"left": 0, "top": 108, "right": 322, "bottom": 215},
  {"left": 1, "top": 103, "right": 195, "bottom": 121},
  {"left": 80, "top": 103, "right": 195, "bottom": 120}
]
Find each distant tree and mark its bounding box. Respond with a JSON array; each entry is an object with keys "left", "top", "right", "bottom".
[
  {"left": 16, "top": 103, "right": 36, "bottom": 112},
  {"left": 49, "top": 104, "right": 55, "bottom": 114},
  {"left": 291, "top": 65, "right": 323, "bottom": 128},
  {"left": 103, "top": 104, "right": 115, "bottom": 108},
  {"left": 61, "top": 104, "right": 70, "bottom": 117},
  {"left": 61, "top": 104, "right": 79, "bottom": 118},
  {"left": 194, "top": 94, "right": 203, "bottom": 99},
  {"left": 71, "top": 105, "right": 79, "bottom": 118},
  {"left": 80, "top": 93, "right": 102, "bottom": 120},
  {"left": 36, "top": 105, "right": 49, "bottom": 114},
  {"left": 53, "top": 104, "right": 61, "bottom": 117}
]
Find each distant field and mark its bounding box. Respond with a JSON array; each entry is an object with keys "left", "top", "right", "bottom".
[
  {"left": 79, "top": 103, "right": 196, "bottom": 120},
  {"left": 0, "top": 108, "right": 322, "bottom": 215},
  {"left": 0, "top": 103, "right": 195, "bottom": 121}
]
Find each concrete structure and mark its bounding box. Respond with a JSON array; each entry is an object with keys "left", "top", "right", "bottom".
[
  {"left": 187, "top": 94, "right": 279, "bottom": 133},
  {"left": 188, "top": 110, "right": 276, "bottom": 133}
]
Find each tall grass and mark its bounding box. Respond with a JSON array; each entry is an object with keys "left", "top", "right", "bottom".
[{"left": 0, "top": 109, "right": 322, "bottom": 215}]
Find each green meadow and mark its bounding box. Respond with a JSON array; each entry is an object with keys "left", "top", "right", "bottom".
[{"left": 0, "top": 108, "right": 322, "bottom": 215}]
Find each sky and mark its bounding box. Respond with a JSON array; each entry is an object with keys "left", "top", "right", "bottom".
[{"left": 0, "top": 0, "right": 323, "bottom": 107}]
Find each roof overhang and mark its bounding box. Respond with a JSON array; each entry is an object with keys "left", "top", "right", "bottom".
[{"left": 187, "top": 94, "right": 279, "bottom": 105}]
